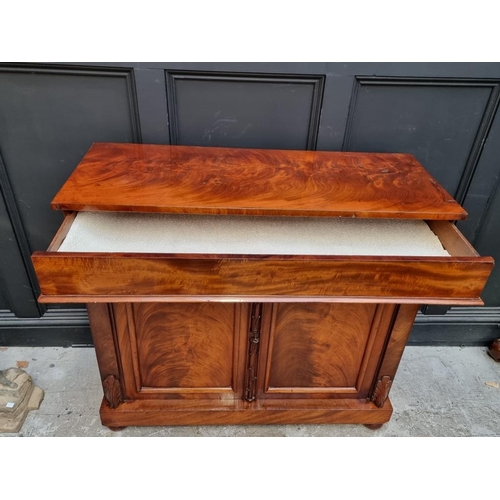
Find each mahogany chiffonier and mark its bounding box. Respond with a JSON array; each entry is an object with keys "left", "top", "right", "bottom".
[{"left": 31, "top": 143, "right": 493, "bottom": 429}]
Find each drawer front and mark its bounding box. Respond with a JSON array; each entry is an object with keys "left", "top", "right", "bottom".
[
  {"left": 32, "top": 251, "right": 492, "bottom": 304},
  {"left": 32, "top": 217, "right": 494, "bottom": 304}
]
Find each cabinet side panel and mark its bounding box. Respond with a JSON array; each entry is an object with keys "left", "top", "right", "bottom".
[
  {"left": 376, "top": 304, "right": 420, "bottom": 380},
  {"left": 86, "top": 303, "right": 120, "bottom": 382},
  {"left": 87, "top": 303, "right": 126, "bottom": 409}
]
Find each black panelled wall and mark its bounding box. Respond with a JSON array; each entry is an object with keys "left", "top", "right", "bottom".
[{"left": 0, "top": 62, "right": 499, "bottom": 346}]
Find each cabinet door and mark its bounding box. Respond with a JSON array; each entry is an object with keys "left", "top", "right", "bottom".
[
  {"left": 113, "top": 303, "right": 249, "bottom": 400},
  {"left": 256, "top": 303, "right": 396, "bottom": 399}
]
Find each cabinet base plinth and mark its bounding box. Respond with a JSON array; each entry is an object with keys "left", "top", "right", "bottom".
[{"left": 100, "top": 397, "right": 393, "bottom": 427}]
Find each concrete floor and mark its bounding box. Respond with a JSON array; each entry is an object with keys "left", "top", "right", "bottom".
[{"left": 0, "top": 345, "right": 499, "bottom": 436}]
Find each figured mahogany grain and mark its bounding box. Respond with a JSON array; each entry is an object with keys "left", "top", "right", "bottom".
[
  {"left": 267, "top": 303, "right": 377, "bottom": 389},
  {"left": 34, "top": 143, "right": 495, "bottom": 429},
  {"left": 32, "top": 252, "right": 493, "bottom": 303},
  {"left": 132, "top": 303, "right": 235, "bottom": 390},
  {"left": 51, "top": 143, "right": 466, "bottom": 220},
  {"left": 112, "top": 303, "right": 249, "bottom": 400},
  {"left": 257, "top": 303, "right": 396, "bottom": 399}
]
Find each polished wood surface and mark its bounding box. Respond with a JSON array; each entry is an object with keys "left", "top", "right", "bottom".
[
  {"left": 264, "top": 303, "right": 377, "bottom": 391},
  {"left": 132, "top": 303, "right": 235, "bottom": 389},
  {"left": 99, "top": 397, "right": 393, "bottom": 427},
  {"left": 51, "top": 143, "right": 467, "bottom": 220},
  {"left": 88, "top": 301, "right": 398, "bottom": 425},
  {"left": 375, "top": 304, "right": 420, "bottom": 383},
  {"left": 258, "top": 304, "right": 396, "bottom": 399},
  {"left": 427, "top": 220, "right": 479, "bottom": 256},
  {"left": 86, "top": 304, "right": 125, "bottom": 409},
  {"left": 32, "top": 252, "right": 493, "bottom": 304},
  {"left": 86, "top": 303, "right": 121, "bottom": 386},
  {"left": 33, "top": 213, "right": 494, "bottom": 305},
  {"left": 37, "top": 294, "right": 485, "bottom": 306},
  {"left": 34, "top": 144, "right": 494, "bottom": 428},
  {"left": 113, "top": 303, "right": 248, "bottom": 400}
]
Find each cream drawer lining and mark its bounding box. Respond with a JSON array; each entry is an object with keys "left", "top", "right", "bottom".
[{"left": 57, "top": 212, "right": 450, "bottom": 257}]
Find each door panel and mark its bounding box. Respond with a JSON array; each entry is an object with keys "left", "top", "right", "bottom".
[
  {"left": 258, "top": 303, "right": 397, "bottom": 399},
  {"left": 114, "top": 302, "right": 249, "bottom": 399}
]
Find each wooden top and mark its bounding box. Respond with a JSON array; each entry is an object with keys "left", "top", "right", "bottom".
[{"left": 51, "top": 143, "right": 467, "bottom": 220}]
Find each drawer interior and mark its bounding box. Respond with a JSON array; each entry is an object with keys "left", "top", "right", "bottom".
[
  {"left": 49, "top": 211, "right": 467, "bottom": 258},
  {"left": 34, "top": 211, "right": 491, "bottom": 304}
]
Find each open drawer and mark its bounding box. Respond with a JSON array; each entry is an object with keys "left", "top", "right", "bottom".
[{"left": 31, "top": 211, "right": 493, "bottom": 305}]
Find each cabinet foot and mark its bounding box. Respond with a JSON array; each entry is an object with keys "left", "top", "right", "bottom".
[
  {"left": 108, "top": 426, "right": 127, "bottom": 432},
  {"left": 364, "top": 423, "right": 384, "bottom": 430},
  {"left": 488, "top": 339, "right": 500, "bottom": 362}
]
